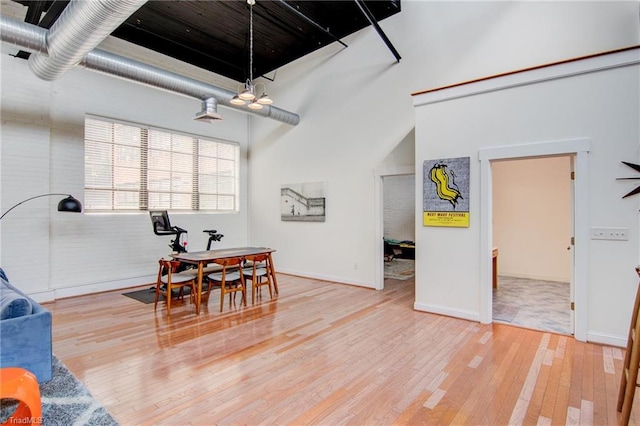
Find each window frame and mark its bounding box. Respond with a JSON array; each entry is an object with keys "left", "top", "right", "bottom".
[{"left": 84, "top": 115, "right": 240, "bottom": 213}]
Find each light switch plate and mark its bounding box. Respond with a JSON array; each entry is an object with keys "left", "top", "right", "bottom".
[{"left": 591, "top": 227, "right": 629, "bottom": 241}]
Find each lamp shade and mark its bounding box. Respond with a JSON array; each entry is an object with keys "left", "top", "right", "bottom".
[
  {"left": 239, "top": 88, "right": 255, "bottom": 101},
  {"left": 57, "top": 196, "right": 82, "bottom": 213},
  {"left": 0, "top": 193, "right": 83, "bottom": 220},
  {"left": 257, "top": 93, "right": 273, "bottom": 105},
  {"left": 230, "top": 95, "right": 245, "bottom": 105}
]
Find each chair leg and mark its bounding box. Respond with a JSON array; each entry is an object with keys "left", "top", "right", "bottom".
[
  {"left": 204, "top": 280, "right": 215, "bottom": 305},
  {"left": 267, "top": 276, "right": 273, "bottom": 299},
  {"left": 251, "top": 278, "right": 256, "bottom": 305},
  {"left": 243, "top": 284, "right": 247, "bottom": 306},
  {"left": 217, "top": 279, "right": 247, "bottom": 312},
  {"left": 240, "top": 276, "right": 246, "bottom": 306},
  {"left": 166, "top": 286, "right": 171, "bottom": 315},
  {"left": 220, "top": 283, "right": 225, "bottom": 312},
  {"left": 251, "top": 273, "right": 260, "bottom": 305},
  {"left": 154, "top": 284, "right": 160, "bottom": 310}
]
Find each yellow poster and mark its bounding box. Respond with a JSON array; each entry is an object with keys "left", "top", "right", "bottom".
[
  {"left": 423, "top": 157, "right": 470, "bottom": 227},
  {"left": 423, "top": 211, "right": 470, "bottom": 227}
]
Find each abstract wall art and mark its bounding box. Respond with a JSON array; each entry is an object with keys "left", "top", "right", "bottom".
[{"left": 423, "top": 157, "right": 470, "bottom": 227}]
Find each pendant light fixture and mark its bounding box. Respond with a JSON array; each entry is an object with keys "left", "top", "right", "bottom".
[{"left": 230, "top": 0, "right": 273, "bottom": 110}]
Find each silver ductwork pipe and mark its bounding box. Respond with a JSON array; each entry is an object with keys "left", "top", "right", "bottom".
[
  {"left": 82, "top": 49, "right": 301, "bottom": 125},
  {"left": 29, "top": 0, "right": 147, "bottom": 81},
  {"left": 0, "top": 15, "right": 300, "bottom": 125},
  {"left": 0, "top": 13, "right": 47, "bottom": 54},
  {"left": 83, "top": 49, "right": 234, "bottom": 104}
]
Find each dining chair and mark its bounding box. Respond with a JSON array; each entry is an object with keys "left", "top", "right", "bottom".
[
  {"left": 243, "top": 254, "right": 274, "bottom": 304},
  {"left": 206, "top": 257, "right": 246, "bottom": 312},
  {"left": 154, "top": 259, "right": 196, "bottom": 315}
]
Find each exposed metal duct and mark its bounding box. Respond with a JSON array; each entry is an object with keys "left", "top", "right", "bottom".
[
  {"left": 194, "top": 97, "right": 223, "bottom": 123},
  {"left": 29, "top": 0, "right": 147, "bottom": 81},
  {"left": 0, "top": 12, "right": 47, "bottom": 54},
  {"left": 82, "top": 49, "right": 234, "bottom": 102},
  {"left": 0, "top": 15, "right": 300, "bottom": 126},
  {"left": 82, "top": 49, "right": 300, "bottom": 125}
]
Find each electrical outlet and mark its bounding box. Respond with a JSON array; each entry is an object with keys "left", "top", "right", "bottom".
[{"left": 591, "top": 227, "right": 629, "bottom": 241}]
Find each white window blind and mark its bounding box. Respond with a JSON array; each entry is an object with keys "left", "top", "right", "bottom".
[{"left": 84, "top": 116, "right": 239, "bottom": 212}]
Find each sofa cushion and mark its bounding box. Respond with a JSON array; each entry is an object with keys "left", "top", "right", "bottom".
[{"left": 0, "top": 279, "right": 32, "bottom": 320}]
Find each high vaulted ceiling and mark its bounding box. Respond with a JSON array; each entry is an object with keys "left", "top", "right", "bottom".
[{"left": 11, "top": 0, "right": 401, "bottom": 83}]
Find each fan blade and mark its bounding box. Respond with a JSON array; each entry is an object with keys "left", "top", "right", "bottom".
[
  {"left": 622, "top": 185, "right": 640, "bottom": 199},
  {"left": 622, "top": 161, "right": 640, "bottom": 173}
]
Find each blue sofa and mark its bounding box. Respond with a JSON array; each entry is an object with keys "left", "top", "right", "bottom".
[{"left": 0, "top": 268, "right": 53, "bottom": 383}]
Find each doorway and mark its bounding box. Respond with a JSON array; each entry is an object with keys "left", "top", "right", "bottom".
[
  {"left": 478, "top": 138, "right": 590, "bottom": 341},
  {"left": 491, "top": 156, "right": 573, "bottom": 335},
  {"left": 374, "top": 165, "right": 415, "bottom": 291},
  {"left": 382, "top": 174, "right": 416, "bottom": 286}
]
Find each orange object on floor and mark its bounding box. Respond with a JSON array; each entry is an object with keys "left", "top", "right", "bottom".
[{"left": 0, "top": 367, "right": 42, "bottom": 425}]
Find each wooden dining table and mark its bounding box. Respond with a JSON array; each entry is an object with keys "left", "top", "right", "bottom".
[{"left": 171, "top": 247, "right": 277, "bottom": 314}]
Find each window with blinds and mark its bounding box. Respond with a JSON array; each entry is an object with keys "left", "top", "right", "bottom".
[{"left": 84, "top": 116, "right": 239, "bottom": 212}]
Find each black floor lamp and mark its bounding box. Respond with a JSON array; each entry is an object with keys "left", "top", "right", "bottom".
[{"left": 0, "top": 194, "right": 82, "bottom": 221}]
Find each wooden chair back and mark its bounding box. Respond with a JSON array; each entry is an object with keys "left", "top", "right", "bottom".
[{"left": 210, "top": 257, "right": 245, "bottom": 311}]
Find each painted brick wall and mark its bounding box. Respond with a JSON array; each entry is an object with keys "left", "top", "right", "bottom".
[
  {"left": 383, "top": 174, "right": 415, "bottom": 242},
  {"left": 1, "top": 54, "right": 250, "bottom": 300}
]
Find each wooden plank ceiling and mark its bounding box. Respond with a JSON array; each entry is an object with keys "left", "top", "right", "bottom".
[{"left": 12, "top": 0, "right": 401, "bottom": 83}]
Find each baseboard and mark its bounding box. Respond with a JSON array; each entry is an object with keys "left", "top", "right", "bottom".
[
  {"left": 499, "top": 272, "right": 570, "bottom": 283},
  {"left": 586, "top": 331, "right": 627, "bottom": 348},
  {"left": 33, "top": 269, "right": 375, "bottom": 302},
  {"left": 27, "top": 289, "right": 56, "bottom": 304},
  {"left": 49, "top": 275, "right": 156, "bottom": 301},
  {"left": 414, "top": 301, "right": 480, "bottom": 322},
  {"left": 276, "top": 267, "right": 375, "bottom": 289}
]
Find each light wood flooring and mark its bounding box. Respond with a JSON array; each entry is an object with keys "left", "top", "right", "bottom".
[{"left": 42, "top": 274, "right": 636, "bottom": 425}]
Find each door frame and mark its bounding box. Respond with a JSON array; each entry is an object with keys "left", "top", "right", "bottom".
[
  {"left": 374, "top": 166, "right": 415, "bottom": 290},
  {"left": 479, "top": 138, "right": 590, "bottom": 342}
]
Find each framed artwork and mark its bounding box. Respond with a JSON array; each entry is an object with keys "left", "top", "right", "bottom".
[
  {"left": 423, "top": 156, "right": 470, "bottom": 227},
  {"left": 281, "top": 182, "right": 326, "bottom": 222}
]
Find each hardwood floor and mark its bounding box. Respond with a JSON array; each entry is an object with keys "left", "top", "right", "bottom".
[{"left": 43, "top": 274, "right": 634, "bottom": 425}]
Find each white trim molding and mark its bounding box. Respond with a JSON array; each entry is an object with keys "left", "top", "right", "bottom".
[
  {"left": 374, "top": 165, "right": 417, "bottom": 291},
  {"left": 478, "top": 138, "right": 591, "bottom": 342},
  {"left": 413, "top": 47, "right": 640, "bottom": 107},
  {"left": 414, "top": 302, "right": 480, "bottom": 323}
]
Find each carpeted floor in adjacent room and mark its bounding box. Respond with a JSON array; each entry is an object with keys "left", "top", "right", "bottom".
[{"left": 384, "top": 258, "right": 415, "bottom": 281}]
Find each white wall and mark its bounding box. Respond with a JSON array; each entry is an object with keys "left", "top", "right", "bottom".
[
  {"left": 1, "top": 44, "right": 250, "bottom": 301},
  {"left": 414, "top": 56, "right": 640, "bottom": 345},
  {"left": 1, "top": 0, "right": 639, "bottom": 347},
  {"left": 248, "top": 1, "right": 639, "bottom": 292},
  {"left": 493, "top": 156, "right": 571, "bottom": 282}
]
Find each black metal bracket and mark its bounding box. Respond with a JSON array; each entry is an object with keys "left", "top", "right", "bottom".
[{"left": 354, "top": 0, "right": 401, "bottom": 63}]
